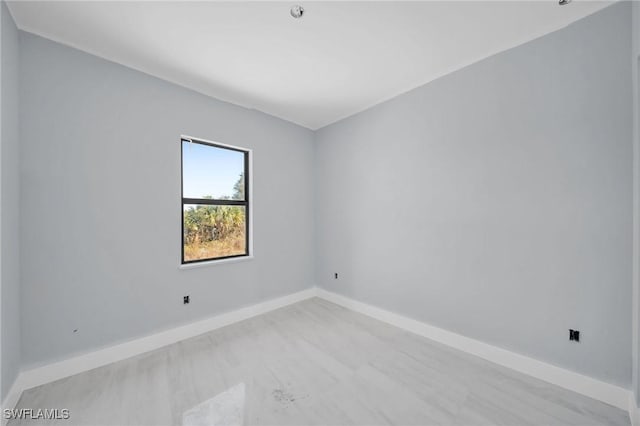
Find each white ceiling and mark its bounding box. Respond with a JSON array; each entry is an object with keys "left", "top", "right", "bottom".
[{"left": 7, "top": 1, "right": 613, "bottom": 129}]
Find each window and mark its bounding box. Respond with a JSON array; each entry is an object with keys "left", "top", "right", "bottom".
[{"left": 181, "top": 137, "right": 250, "bottom": 264}]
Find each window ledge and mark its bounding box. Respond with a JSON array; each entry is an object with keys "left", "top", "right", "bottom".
[{"left": 179, "top": 255, "right": 254, "bottom": 270}]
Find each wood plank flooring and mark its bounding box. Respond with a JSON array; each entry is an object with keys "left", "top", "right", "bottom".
[{"left": 10, "top": 298, "right": 630, "bottom": 425}]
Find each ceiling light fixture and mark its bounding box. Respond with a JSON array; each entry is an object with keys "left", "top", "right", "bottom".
[
  {"left": 558, "top": 0, "right": 571, "bottom": 5},
  {"left": 290, "top": 5, "right": 304, "bottom": 19}
]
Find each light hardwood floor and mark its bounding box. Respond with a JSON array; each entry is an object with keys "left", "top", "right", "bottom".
[{"left": 10, "top": 298, "right": 629, "bottom": 425}]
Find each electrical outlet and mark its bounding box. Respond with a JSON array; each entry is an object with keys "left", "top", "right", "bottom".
[
  {"left": 334, "top": 272, "right": 338, "bottom": 279},
  {"left": 184, "top": 295, "right": 190, "bottom": 305},
  {"left": 569, "top": 329, "right": 580, "bottom": 342}
]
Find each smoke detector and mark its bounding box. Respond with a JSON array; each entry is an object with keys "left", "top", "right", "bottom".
[{"left": 290, "top": 5, "right": 304, "bottom": 19}]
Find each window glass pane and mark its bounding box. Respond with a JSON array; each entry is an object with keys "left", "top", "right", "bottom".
[
  {"left": 182, "top": 141, "right": 245, "bottom": 200},
  {"left": 183, "top": 204, "right": 246, "bottom": 261}
]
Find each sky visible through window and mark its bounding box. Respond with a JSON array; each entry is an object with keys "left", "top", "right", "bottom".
[{"left": 182, "top": 141, "right": 244, "bottom": 200}]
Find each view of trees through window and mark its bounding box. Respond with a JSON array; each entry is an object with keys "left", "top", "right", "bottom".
[{"left": 182, "top": 139, "right": 249, "bottom": 263}]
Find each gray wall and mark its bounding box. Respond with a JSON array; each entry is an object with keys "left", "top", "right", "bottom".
[
  {"left": 1, "top": 0, "right": 21, "bottom": 402},
  {"left": 633, "top": 0, "right": 640, "bottom": 406},
  {"left": 315, "top": 2, "right": 632, "bottom": 387},
  {"left": 19, "top": 33, "right": 315, "bottom": 368}
]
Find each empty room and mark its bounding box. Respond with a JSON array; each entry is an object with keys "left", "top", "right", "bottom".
[{"left": 1, "top": 0, "right": 639, "bottom": 425}]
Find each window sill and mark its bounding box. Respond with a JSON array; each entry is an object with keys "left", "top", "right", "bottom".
[{"left": 179, "top": 255, "right": 254, "bottom": 270}]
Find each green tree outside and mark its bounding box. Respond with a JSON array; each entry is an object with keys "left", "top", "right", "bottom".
[{"left": 183, "top": 173, "right": 245, "bottom": 261}]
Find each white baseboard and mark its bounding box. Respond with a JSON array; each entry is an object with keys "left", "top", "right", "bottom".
[
  {"left": 2, "top": 287, "right": 317, "bottom": 420},
  {"left": 3, "top": 286, "right": 634, "bottom": 423},
  {"left": 315, "top": 288, "right": 630, "bottom": 412},
  {"left": 1, "top": 378, "right": 23, "bottom": 423}
]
